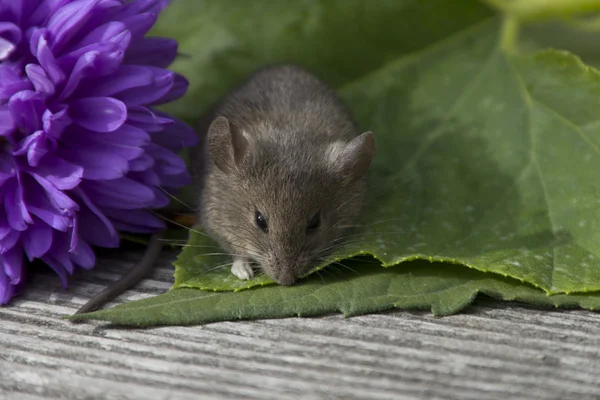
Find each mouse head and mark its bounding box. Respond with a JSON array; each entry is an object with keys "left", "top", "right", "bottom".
[{"left": 203, "top": 116, "right": 375, "bottom": 285}]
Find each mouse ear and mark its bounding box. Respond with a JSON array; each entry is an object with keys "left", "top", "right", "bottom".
[
  {"left": 207, "top": 116, "right": 249, "bottom": 173},
  {"left": 331, "top": 131, "right": 376, "bottom": 182}
]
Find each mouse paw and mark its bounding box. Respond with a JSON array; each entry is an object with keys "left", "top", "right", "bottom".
[{"left": 231, "top": 258, "right": 254, "bottom": 280}]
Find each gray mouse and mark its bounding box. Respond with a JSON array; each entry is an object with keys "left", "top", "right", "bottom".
[
  {"left": 73, "top": 64, "right": 374, "bottom": 315},
  {"left": 197, "top": 64, "right": 376, "bottom": 285}
]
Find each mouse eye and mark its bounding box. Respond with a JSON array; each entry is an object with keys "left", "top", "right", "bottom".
[
  {"left": 255, "top": 211, "right": 268, "bottom": 233},
  {"left": 307, "top": 212, "right": 320, "bottom": 233}
]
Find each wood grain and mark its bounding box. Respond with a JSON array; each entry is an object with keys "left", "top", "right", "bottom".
[{"left": 0, "top": 249, "right": 599, "bottom": 400}]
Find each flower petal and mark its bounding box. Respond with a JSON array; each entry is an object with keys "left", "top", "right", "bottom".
[
  {"left": 150, "top": 110, "right": 198, "bottom": 149},
  {"left": 2, "top": 246, "right": 23, "bottom": 285},
  {"left": 12, "top": 130, "right": 54, "bottom": 166},
  {"left": 59, "top": 146, "right": 129, "bottom": 180},
  {"left": 78, "top": 21, "right": 130, "bottom": 50},
  {"left": 129, "top": 153, "right": 154, "bottom": 171},
  {"left": 22, "top": 222, "right": 52, "bottom": 261},
  {"left": 46, "top": 0, "right": 98, "bottom": 53},
  {"left": 34, "top": 32, "right": 65, "bottom": 85},
  {"left": 60, "top": 46, "right": 125, "bottom": 99},
  {"left": 151, "top": 73, "right": 187, "bottom": 105},
  {"left": 124, "top": 37, "right": 177, "bottom": 68},
  {"left": 70, "top": 238, "right": 95, "bottom": 269},
  {"left": 34, "top": 154, "right": 83, "bottom": 190},
  {"left": 82, "top": 177, "right": 155, "bottom": 209},
  {"left": 103, "top": 207, "right": 165, "bottom": 230},
  {"left": 0, "top": 230, "right": 20, "bottom": 253},
  {"left": 69, "top": 97, "right": 126, "bottom": 132},
  {"left": 25, "top": 64, "right": 55, "bottom": 97},
  {"left": 126, "top": 105, "right": 172, "bottom": 132},
  {"left": 42, "top": 107, "right": 71, "bottom": 138},
  {"left": 0, "top": 65, "right": 31, "bottom": 101},
  {"left": 119, "top": 12, "right": 157, "bottom": 41},
  {"left": 5, "top": 178, "right": 31, "bottom": 230},
  {"left": 0, "top": 105, "right": 16, "bottom": 136},
  {"left": 91, "top": 66, "right": 174, "bottom": 106},
  {"left": 8, "top": 90, "right": 45, "bottom": 133},
  {"left": 73, "top": 187, "right": 119, "bottom": 248}
]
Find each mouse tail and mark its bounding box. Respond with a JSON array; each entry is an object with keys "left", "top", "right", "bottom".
[{"left": 71, "top": 230, "right": 165, "bottom": 318}]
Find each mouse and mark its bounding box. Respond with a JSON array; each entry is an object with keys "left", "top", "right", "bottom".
[
  {"left": 73, "top": 64, "right": 375, "bottom": 316},
  {"left": 198, "top": 64, "right": 376, "bottom": 285}
]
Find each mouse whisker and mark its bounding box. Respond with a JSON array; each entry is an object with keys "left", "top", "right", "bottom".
[
  {"left": 196, "top": 262, "right": 233, "bottom": 276},
  {"left": 157, "top": 186, "right": 197, "bottom": 212},
  {"left": 144, "top": 208, "right": 210, "bottom": 238},
  {"left": 330, "top": 261, "right": 360, "bottom": 275}
]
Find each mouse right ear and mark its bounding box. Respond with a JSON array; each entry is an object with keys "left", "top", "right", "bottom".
[
  {"left": 331, "top": 131, "right": 376, "bottom": 183},
  {"left": 207, "top": 116, "right": 249, "bottom": 173}
]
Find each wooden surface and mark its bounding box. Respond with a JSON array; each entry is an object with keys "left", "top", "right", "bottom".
[{"left": 1, "top": 248, "right": 599, "bottom": 400}]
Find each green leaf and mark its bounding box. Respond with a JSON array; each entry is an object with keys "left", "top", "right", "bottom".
[
  {"left": 86, "top": 0, "right": 600, "bottom": 326},
  {"left": 71, "top": 260, "right": 600, "bottom": 327},
  {"left": 173, "top": 16, "right": 600, "bottom": 296},
  {"left": 150, "top": 0, "right": 493, "bottom": 125}
]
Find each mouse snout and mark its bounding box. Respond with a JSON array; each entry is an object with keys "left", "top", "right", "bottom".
[{"left": 274, "top": 268, "right": 296, "bottom": 286}]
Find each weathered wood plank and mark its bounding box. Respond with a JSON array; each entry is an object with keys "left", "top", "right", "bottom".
[{"left": 1, "top": 249, "right": 599, "bottom": 400}]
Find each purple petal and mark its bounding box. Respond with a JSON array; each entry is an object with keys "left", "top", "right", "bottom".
[
  {"left": 0, "top": 268, "right": 10, "bottom": 304},
  {"left": 2, "top": 246, "right": 23, "bottom": 285},
  {"left": 92, "top": 66, "right": 174, "bottom": 106},
  {"left": 42, "top": 107, "right": 71, "bottom": 138},
  {"left": 69, "top": 97, "right": 126, "bottom": 132},
  {"left": 124, "top": 37, "right": 177, "bottom": 68},
  {"left": 31, "top": 173, "right": 79, "bottom": 211},
  {"left": 127, "top": 105, "right": 172, "bottom": 132},
  {"left": 117, "top": 0, "right": 169, "bottom": 18},
  {"left": 70, "top": 238, "right": 95, "bottom": 269},
  {"left": 103, "top": 207, "right": 165, "bottom": 230},
  {"left": 5, "top": 179, "right": 31, "bottom": 230},
  {"left": 89, "top": 124, "right": 150, "bottom": 147},
  {"left": 158, "top": 170, "right": 189, "bottom": 188},
  {"left": 90, "top": 65, "right": 153, "bottom": 96},
  {"left": 0, "top": 230, "right": 20, "bottom": 253},
  {"left": 22, "top": 222, "right": 52, "bottom": 261},
  {"left": 25, "top": 175, "right": 77, "bottom": 231},
  {"left": 46, "top": 0, "right": 98, "bottom": 54},
  {"left": 34, "top": 154, "right": 83, "bottom": 190},
  {"left": 0, "top": 22, "right": 20, "bottom": 61},
  {"left": 28, "top": 1, "right": 73, "bottom": 27},
  {"left": 145, "top": 143, "right": 187, "bottom": 177},
  {"left": 73, "top": 187, "right": 119, "bottom": 248},
  {"left": 12, "top": 130, "right": 55, "bottom": 166},
  {"left": 111, "top": 219, "right": 164, "bottom": 234},
  {"left": 82, "top": 177, "right": 155, "bottom": 209},
  {"left": 0, "top": 211, "right": 10, "bottom": 240},
  {"left": 129, "top": 153, "right": 154, "bottom": 171},
  {"left": 41, "top": 255, "right": 69, "bottom": 287},
  {"left": 33, "top": 32, "right": 65, "bottom": 85},
  {"left": 25, "top": 64, "right": 55, "bottom": 97},
  {"left": 151, "top": 110, "right": 198, "bottom": 149},
  {"left": 0, "top": 66, "right": 32, "bottom": 101},
  {"left": 60, "top": 46, "right": 125, "bottom": 99},
  {"left": 8, "top": 90, "right": 45, "bottom": 133},
  {"left": 119, "top": 12, "right": 157, "bottom": 42},
  {"left": 127, "top": 168, "right": 160, "bottom": 186},
  {"left": 151, "top": 73, "right": 187, "bottom": 105},
  {"left": 59, "top": 147, "right": 129, "bottom": 180},
  {"left": 0, "top": 106, "right": 16, "bottom": 136},
  {"left": 78, "top": 21, "right": 130, "bottom": 49}
]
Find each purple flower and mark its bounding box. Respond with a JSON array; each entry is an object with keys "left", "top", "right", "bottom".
[{"left": 0, "top": 0, "right": 198, "bottom": 304}]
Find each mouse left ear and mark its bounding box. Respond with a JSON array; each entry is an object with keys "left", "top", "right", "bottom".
[
  {"left": 207, "top": 116, "right": 249, "bottom": 173},
  {"left": 331, "top": 131, "right": 376, "bottom": 182}
]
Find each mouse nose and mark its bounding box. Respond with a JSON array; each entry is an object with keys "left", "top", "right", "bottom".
[{"left": 275, "top": 269, "right": 296, "bottom": 286}]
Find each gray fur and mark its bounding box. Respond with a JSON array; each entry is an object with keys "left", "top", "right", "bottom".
[{"left": 195, "top": 65, "right": 375, "bottom": 285}]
